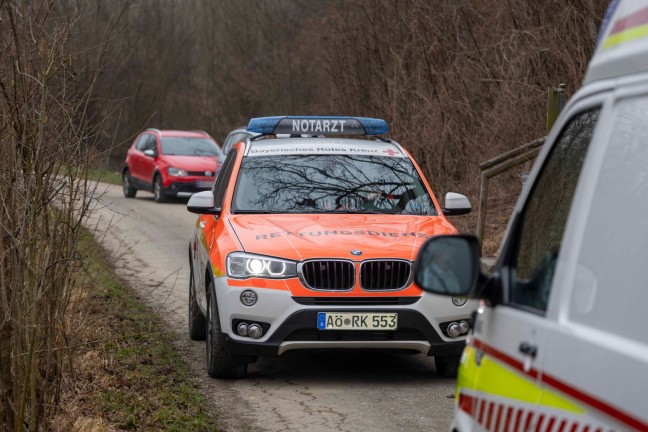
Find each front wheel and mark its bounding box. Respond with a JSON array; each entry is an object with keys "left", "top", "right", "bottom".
[
  {"left": 435, "top": 355, "right": 460, "bottom": 378},
  {"left": 188, "top": 265, "right": 206, "bottom": 341},
  {"left": 122, "top": 169, "right": 137, "bottom": 198},
  {"left": 206, "top": 281, "right": 247, "bottom": 378},
  {"left": 153, "top": 175, "right": 167, "bottom": 203}
]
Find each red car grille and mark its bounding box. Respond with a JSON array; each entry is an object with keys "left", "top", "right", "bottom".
[{"left": 188, "top": 170, "right": 215, "bottom": 177}]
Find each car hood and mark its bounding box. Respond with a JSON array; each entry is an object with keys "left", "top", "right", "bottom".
[
  {"left": 162, "top": 155, "right": 218, "bottom": 171},
  {"left": 228, "top": 213, "right": 457, "bottom": 261}
]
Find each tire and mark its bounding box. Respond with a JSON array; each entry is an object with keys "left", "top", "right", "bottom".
[
  {"left": 206, "top": 281, "right": 247, "bottom": 378},
  {"left": 188, "top": 265, "right": 206, "bottom": 341},
  {"left": 435, "top": 355, "right": 460, "bottom": 378},
  {"left": 122, "top": 169, "right": 137, "bottom": 198},
  {"left": 153, "top": 174, "right": 167, "bottom": 203}
]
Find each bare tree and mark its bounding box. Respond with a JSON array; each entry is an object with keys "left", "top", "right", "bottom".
[
  {"left": 323, "top": 0, "right": 606, "bottom": 237},
  {"left": 0, "top": 1, "right": 103, "bottom": 429}
]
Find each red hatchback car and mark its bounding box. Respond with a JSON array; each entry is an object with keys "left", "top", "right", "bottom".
[{"left": 123, "top": 129, "right": 221, "bottom": 202}]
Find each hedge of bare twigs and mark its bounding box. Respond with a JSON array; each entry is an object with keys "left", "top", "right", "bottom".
[
  {"left": 78, "top": 0, "right": 605, "bottom": 228},
  {"left": 0, "top": 0, "right": 609, "bottom": 428},
  {"left": 0, "top": 2, "right": 102, "bottom": 429}
]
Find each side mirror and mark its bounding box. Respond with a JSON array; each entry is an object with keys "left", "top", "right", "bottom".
[
  {"left": 414, "top": 235, "right": 481, "bottom": 296},
  {"left": 187, "top": 191, "right": 221, "bottom": 215},
  {"left": 442, "top": 192, "right": 471, "bottom": 216},
  {"left": 143, "top": 149, "right": 157, "bottom": 158}
]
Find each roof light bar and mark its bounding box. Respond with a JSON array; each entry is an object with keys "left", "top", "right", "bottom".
[{"left": 246, "top": 116, "right": 389, "bottom": 136}]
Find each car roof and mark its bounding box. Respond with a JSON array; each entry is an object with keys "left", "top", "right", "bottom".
[
  {"left": 585, "top": 0, "right": 648, "bottom": 84},
  {"left": 145, "top": 129, "right": 214, "bottom": 139},
  {"left": 245, "top": 137, "right": 406, "bottom": 158},
  {"left": 229, "top": 127, "right": 260, "bottom": 136}
]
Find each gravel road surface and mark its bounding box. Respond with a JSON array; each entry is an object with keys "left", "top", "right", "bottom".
[{"left": 88, "top": 183, "right": 457, "bottom": 432}]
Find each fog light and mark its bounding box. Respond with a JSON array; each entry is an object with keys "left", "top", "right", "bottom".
[
  {"left": 248, "top": 323, "right": 263, "bottom": 339},
  {"left": 458, "top": 320, "right": 469, "bottom": 334},
  {"left": 237, "top": 322, "right": 249, "bottom": 336},
  {"left": 447, "top": 322, "right": 461, "bottom": 338},
  {"left": 240, "top": 290, "right": 257, "bottom": 306}
]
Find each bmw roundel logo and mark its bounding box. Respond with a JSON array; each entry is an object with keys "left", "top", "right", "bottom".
[
  {"left": 350, "top": 250, "right": 362, "bottom": 256},
  {"left": 452, "top": 296, "right": 468, "bottom": 307}
]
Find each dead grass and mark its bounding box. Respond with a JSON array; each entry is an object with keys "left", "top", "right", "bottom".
[
  {"left": 87, "top": 169, "right": 123, "bottom": 187},
  {"left": 52, "top": 231, "right": 218, "bottom": 432}
]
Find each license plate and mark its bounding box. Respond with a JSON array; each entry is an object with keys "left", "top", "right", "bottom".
[
  {"left": 317, "top": 312, "right": 397, "bottom": 330},
  {"left": 196, "top": 181, "right": 213, "bottom": 188}
]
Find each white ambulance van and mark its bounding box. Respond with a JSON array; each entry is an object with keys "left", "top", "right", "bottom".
[{"left": 414, "top": 0, "right": 648, "bottom": 430}]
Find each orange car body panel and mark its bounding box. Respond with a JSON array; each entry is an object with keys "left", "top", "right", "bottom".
[
  {"left": 188, "top": 129, "right": 479, "bottom": 366},
  {"left": 201, "top": 141, "right": 459, "bottom": 296}
]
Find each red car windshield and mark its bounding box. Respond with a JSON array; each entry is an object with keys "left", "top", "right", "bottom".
[{"left": 161, "top": 137, "right": 220, "bottom": 156}]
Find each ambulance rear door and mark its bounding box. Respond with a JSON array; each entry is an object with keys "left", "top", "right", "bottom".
[
  {"left": 459, "top": 94, "right": 605, "bottom": 430},
  {"left": 539, "top": 83, "right": 648, "bottom": 431}
]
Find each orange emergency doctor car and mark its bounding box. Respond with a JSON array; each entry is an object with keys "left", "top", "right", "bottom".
[{"left": 186, "top": 116, "right": 476, "bottom": 378}]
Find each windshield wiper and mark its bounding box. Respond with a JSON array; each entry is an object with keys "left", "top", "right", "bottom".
[
  {"left": 233, "top": 209, "right": 400, "bottom": 215},
  {"left": 285, "top": 208, "right": 399, "bottom": 214},
  {"left": 333, "top": 209, "right": 399, "bottom": 214},
  {"left": 232, "top": 209, "right": 275, "bottom": 214}
]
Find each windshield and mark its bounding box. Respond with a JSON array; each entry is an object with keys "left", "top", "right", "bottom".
[
  {"left": 160, "top": 137, "right": 220, "bottom": 156},
  {"left": 233, "top": 155, "right": 437, "bottom": 215}
]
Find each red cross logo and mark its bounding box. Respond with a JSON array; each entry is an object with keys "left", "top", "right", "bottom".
[{"left": 383, "top": 149, "right": 398, "bottom": 156}]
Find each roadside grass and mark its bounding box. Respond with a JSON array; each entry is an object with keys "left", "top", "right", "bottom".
[
  {"left": 87, "top": 168, "right": 122, "bottom": 186},
  {"left": 55, "top": 230, "right": 218, "bottom": 431}
]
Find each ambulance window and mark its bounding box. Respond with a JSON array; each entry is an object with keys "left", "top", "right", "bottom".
[
  {"left": 510, "top": 108, "right": 600, "bottom": 313},
  {"left": 571, "top": 96, "right": 648, "bottom": 344}
]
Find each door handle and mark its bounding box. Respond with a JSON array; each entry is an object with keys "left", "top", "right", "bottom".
[{"left": 519, "top": 341, "right": 537, "bottom": 358}]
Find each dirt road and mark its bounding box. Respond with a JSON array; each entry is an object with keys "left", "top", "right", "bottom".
[{"left": 88, "top": 183, "right": 457, "bottom": 432}]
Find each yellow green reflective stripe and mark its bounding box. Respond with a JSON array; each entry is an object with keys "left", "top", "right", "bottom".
[
  {"left": 198, "top": 229, "right": 209, "bottom": 251},
  {"left": 212, "top": 263, "right": 225, "bottom": 278},
  {"left": 603, "top": 22, "right": 648, "bottom": 49},
  {"left": 539, "top": 386, "right": 585, "bottom": 414},
  {"left": 457, "top": 344, "right": 584, "bottom": 414},
  {"left": 458, "top": 345, "right": 541, "bottom": 405}
]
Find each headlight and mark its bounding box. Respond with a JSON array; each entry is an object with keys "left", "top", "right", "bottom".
[
  {"left": 168, "top": 167, "right": 188, "bottom": 177},
  {"left": 227, "top": 252, "right": 297, "bottom": 279}
]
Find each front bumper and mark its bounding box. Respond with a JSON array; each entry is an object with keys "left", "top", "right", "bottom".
[
  {"left": 165, "top": 178, "right": 214, "bottom": 197},
  {"left": 223, "top": 308, "right": 466, "bottom": 357},
  {"left": 213, "top": 277, "right": 474, "bottom": 357}
]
